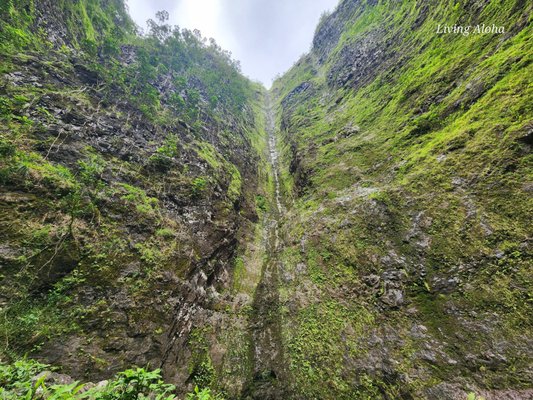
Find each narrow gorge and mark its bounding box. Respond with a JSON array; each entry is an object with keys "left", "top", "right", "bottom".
[
  {"left": 244, "top": 95, "right": 286, "bottom": 399},
  {"left": 0, "top": 0, "right": 532, "bottom": 399}
]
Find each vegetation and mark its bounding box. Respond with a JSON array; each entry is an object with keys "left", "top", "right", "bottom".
[
  {"left": 0, "top": 360, "right": 172, "bottom": 399},
  {"left": 271, "top": 0, "right": 532, "bottom": 397},
  {"left": 0, "top": 359, "right": 225, "bottom": 399},
  {"left": 0, "top": 0, "right": 530, "bottom": 398},
  {"left": 0, "top": 0, "right": 263, "bottom": 397}
]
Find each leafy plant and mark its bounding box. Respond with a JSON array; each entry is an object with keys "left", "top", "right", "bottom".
[
  {"left": 90, "top": 367, "right": 175, "bottom": 399},
  {"left": 186, "top": 386, "right": 224, "bottom": 400},
  {"left": 0, "top": 362, "right": 177, "bottom": 400}
]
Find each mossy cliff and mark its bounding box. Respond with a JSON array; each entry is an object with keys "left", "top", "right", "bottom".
[
  {"left": 0, "top": 0, "right": 532, "bottom": 399},
  {"left": 0, "top": 0, "right": 270, "bottom": 397},
  {"left": 271, "top": 0, "right": 532, "bottom": 398}
]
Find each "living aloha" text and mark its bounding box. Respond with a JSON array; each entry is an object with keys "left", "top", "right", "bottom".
[{"left": 436, "top": 24, "right": 505, "bottom": 36}]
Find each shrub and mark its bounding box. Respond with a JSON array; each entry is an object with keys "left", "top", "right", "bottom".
[
  {"left": 0, "top": 361, "right": 177, "bottom": 399},
  {"left": 91, "top": 367, "right": 175, "bottom": 399}
]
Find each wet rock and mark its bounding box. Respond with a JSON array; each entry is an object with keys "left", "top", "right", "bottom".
[
  {"left": 431, "top": 275, "right": 460, "bottom": 294},
  {"left": 381, "top": 269, "right": 403, "bottom": 283},
  {"left": 341, "top": 121, "right": 360, "bottom": 138},
  {"left": 312, "top": 0, "right": 377, "bottom": 63},
  {"left": 410, "top": 324, "right": 428, "bottom": 339},
  {"left": 327, "top": 28, "right": 393, "bottom": 89},
  {"left": 0, "top": 243, "right": 19, "bottom": 263},
  {"left": 381, "top": 288, "right": 404, "bottom": 308},
  {"left": 404, "top": 211, "right": 432, "bottom": 249},
  {"left": 363, "top": 274, "right": 380, "bottom": 287},
  {"left": 424, "top": 382, "right": 467, "bottom": 400},
  {"left": 295, "top": 262, "right": 307, "bottom": 275},
  {"left": 73, "top": 64, "right": 99, "bottom": 85},
  {"left": 478, "top": 389, "right": 533, "bottom": 400},
  {"left": 418, "top": 349, "right": 438, "bottom": 364}
]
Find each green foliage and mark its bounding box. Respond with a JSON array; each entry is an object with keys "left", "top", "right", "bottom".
[
  {"left": 169, "top": 92, "right": 186, "bottom": 110},
  {"left": 191, "top": 177, "right": 208, "bottom": 196},
  {"left": 227, "top": 166, "right": 242, "bottom": 202},
  {"left": 0, "top": 359, "right": 48, "bottom": 396},
  {"left": 271, "top": 0, "right": 532, "bottom": 397},
  {"left": 92, "top": 367, "right": 175, "bottom": 400},
  {"left": 155, "top": 228, "right": 176, "bottom": 238},
  {"left": 0, "top": 95, "right": 31, "bottom": 122},
  {"left": 191, "top": 142, "right": 245, "bottom": 202},
  {"left": 255, "top": 194, "right": 267, "bottom": 212},
  {"left": 190, "top": 358, "right": 215, "bottom": 390},
  {"left": 149, "top": 134, "right": 180, "bottom": 171},
  {"left": 0, "top": 1, "right": 35, "bottom": 51},
  {"left": 187, "top": 329, "right": 217, "bottom": 390},
  {"left": 0, "top": 137, "right": 16, "bottom": 158},
  {"left": 118, "top": 183, "right": 158, "bottom": 215},
  {"left": 78, "top": 152, "right": 106, "bottom": 186},
  {"left": 186, "top": 386, "right": 224, "bottom": 400},
  {"left": 0, "top": 361, "right": 176, "bottom": 399},
  {"left": 156, "top": 134, "right": 180, "bottom": 158},
  {"left": 0, "top": 269, "right": 87, "bottom": 355},
  {"left": 134, "top": 242, "right": 163, "bottom": 265}
]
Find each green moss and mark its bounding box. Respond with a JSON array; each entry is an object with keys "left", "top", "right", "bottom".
[
  {"left": 227, "top": 166, "right": 242, "bottom": 202},
  {"left": 232, "top": 257, "right": 245, "bottom": 292},
  {"left": 191, "top": 176, "right": 208, "bottom": 196},
  {"left": 194, "top": 142, "right": 222, "bottom": 170},
  {"left": 77, "top": 1, "right": 96, "bottom": 44},
  {"left": 118, "top": 183, "right": 158, "bottom": 215},
  {"left": 188, "top": 328, "right": 218, "bottom": 390},
  {"left": 285, "top": 300, "right": 374, "bottom": 398},
  {"left": 0, "top": 361, "right": 176, "bottom": 399},
  {"left": 272, "top": 0, "right": 532, "bottom": 396},
  {"left": 255, "top": 194, "right": 268, "bottom": 213},
  {"left": 155, "top": 227, "right": 176, "bottom": 238},
  {"left": 78, "top": 152, "right": 106, "bottom": 186}
]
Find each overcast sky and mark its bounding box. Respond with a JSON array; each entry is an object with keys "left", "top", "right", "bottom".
[{"left": 126, "top": 0, "right": 339, "bottom": 87}]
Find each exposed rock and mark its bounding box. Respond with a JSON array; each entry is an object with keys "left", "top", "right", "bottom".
[{"left": 381, "top": 288, "right": 404, "bottom": 308}]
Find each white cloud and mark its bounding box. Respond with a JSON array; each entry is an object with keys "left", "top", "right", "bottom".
[{"left": 126, "top": 0, "right": 339, "bottom": 87}]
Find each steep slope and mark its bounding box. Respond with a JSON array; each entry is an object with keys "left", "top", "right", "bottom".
[
  {"left": 271, "top": 0, "right": 532, "bottom": 398},
  {"left": 0, "top": 1, "right": 271, "bottom": 396},
  {"left": 1, "top": 0, "right": 532, "bottom": 399},
  {"left": 243, "top": 95, "right": 287, "bottom": 399}
]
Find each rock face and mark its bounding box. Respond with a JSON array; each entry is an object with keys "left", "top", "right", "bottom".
[
  {"left": 1, "top": 0, "right": 532, "bottom": 399},
  {"left": 0, "top": 0, "right": 266, "bottom": 396},
  {"left": 271, "top": 0, "right": 532, "bottom": 398}
]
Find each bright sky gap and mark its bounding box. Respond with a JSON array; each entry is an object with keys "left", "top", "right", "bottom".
[{"left": 126, "top": 0, "right": 339, "bottom": 87}]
